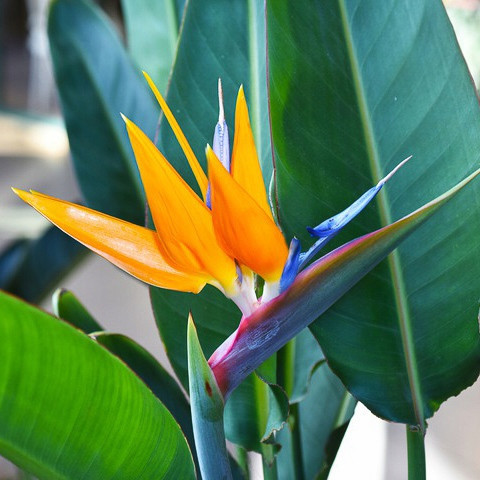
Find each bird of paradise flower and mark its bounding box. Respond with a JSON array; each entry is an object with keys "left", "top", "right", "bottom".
[{"left": 13, "top": 72, "right": 406, "bottom": 319}]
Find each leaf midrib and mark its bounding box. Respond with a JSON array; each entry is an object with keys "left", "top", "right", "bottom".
[{"left": 337, "top": 0, "right": 425, "bottom": 428}]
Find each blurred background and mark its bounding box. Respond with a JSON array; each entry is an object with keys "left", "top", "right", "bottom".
[{"left": 0, "top": 0, "right": 479, "bottom": 478}]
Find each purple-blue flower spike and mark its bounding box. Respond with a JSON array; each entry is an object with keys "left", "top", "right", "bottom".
[
  {"left": 280, "top": 237, "right": 302, "bottom": 293},
  {"left": 280, "top": 156, "right": 412, "bottom": 291},
  {"left": 206, "top": 79, "right": 230, "bottom": 208},
  {"left": 301, "top": 155, "right": 412, "bottom": 268}
]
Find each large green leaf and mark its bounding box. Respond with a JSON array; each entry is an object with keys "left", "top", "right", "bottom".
[
  {"left": 150, "top": 0, "right": 250, "bottom": 386},
  {"left": 0, "top": 291, "right": 195, "bottom": 479},
  {"left": 94, "top": 332, "right": 194, "bottom": 451},
  {"left": 148, "top": 0, "right": 277, "bottom": 456},
  {"left": 267, "top": 0, "right": 480, "bottom": 425},
  {"left": 148, "top": 0, "right": 257, "bottom": 384},
  {"left": 121, "top": 0, "right": 180, "bottom": 92},
  {"left": 48, "top": 0, "right": 160, "bottom": 224}
]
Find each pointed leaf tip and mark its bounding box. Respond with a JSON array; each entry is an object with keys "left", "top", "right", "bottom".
[{"left": 187, "top": 313, "right": 232, "bottom": 480}]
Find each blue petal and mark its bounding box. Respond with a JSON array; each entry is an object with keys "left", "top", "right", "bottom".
[
  {"left": 300, "top": 156, "right": 412, "bottom": 268},
  {"left": 307, "top": 183, "right": 383, "bottom": 238},
  {"left": 280, "top": 237, "right": 302, "bottom": 292}
]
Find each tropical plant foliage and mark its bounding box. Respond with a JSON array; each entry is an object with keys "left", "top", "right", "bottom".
[{"left": 1, "top": 0, "right": 480, "bottom": 478}]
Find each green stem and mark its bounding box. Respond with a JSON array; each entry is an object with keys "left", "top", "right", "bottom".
[
  {"left": 252, "top": 374, "right": 278, "bottom": 480},
  {"left": 235, "top": 446, "right": 249, "bottom": 479},
  {"left": 261, "top": 445, "right": 278, "bottom": 480},
  {"left": 406, "top": 425, "right": 426, "bottom": 480},
  {"left": 277, "top": 339, "right": 296, "bottom": 397},
  {"left": 290, "top": 403, "right": 305, "bottom": 480}
]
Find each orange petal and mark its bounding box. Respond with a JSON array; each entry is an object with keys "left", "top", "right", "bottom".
[
  {"left": 143, "top": 71, "right": 208, "bottom": 200},
  {"left": 123, "top": 116, "right": 237, "bottom": 292},
  {"left": 12, "top": 189, "right": 207, "bottom": 293},
  {"left": 231, "top": 86, "right": 273, "bottom": 220},
  {"left": 207, "top": 147, "right": 288, "bottom": 282}
]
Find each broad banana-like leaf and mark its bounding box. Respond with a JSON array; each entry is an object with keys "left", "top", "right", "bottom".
[
  {"left": 121, "top": 0, "right": 180, "bottom": 92},
  {"left": 267, "top": 0, "right": 480, "bottom": 425},
  {"left": 0, "top": 291, "right": 195, "bottom": 479},
  {"left": 148, "top": 0, "right": 275, "bottom": 454}
]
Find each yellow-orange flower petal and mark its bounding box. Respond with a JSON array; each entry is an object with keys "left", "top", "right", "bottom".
[
  {"left": 123, "top": 116, "right": 237, "bottom": 293},
  {"left": 143, "top": 71, "right": 209, "bottom": 200},
  {"left": 207, "top": 147, "right": 288, "bottom": 282},
  {"left": 12, "top": 189, "right": 207, "bottom": 293},
  {"left": 231, "top": 86, "right": 273, "bottom": 220}
]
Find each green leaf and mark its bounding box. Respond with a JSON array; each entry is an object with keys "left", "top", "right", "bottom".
[
  {"left": 52, "top": 288, "right": 103, "bottom": 333},
  {"left": 267, "top": 0, "right": 480, "bottom": 425},
  {"left": 48, "top": 0, "right": 160, "bottom": 224},
  {"left": 187, "top": 316, "right": 232, "bottom": 480},
  {"left": 224, "top": 371, "right": 289, "bottom": 454},
  {"left": 276, "top": 365, "right": 355, "bottom": 480},
  {"left": 297, "top": 366, "right": 355, "bottom": 480},
  {"left": 0, "top": 227, "right": 86, "bottom": 304},
  {"left": 0, "top": 240, "right": 29, "bottom": 288},
  {"left": 0, "top": 291, "right": 195, "bottom": 479},
  {"left": 121, "top": 0, "right": 179, "bottom": 92},
  {"left": 94, "top": 333, "right": 245, "bottom": 479},
  {"left": 93, "top": 332, "right": 194, "bottom": 453},
  {"left": 290, "top": 329, "right": 324, "bottom": 404},
  {"left": 149, "top": 0, "right": 252, "bottom": 390},
  {"left": 246, "top": 0, "right": 273, "bottom": 186},
  {"left": 149, "top": 1, "right": 270, "bottom": 440},
  {"left": 152, "top": 286, "right": 241, "bottom": 389}
]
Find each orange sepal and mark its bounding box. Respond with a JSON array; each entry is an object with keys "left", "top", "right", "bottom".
[
  {"left": 231, "top": 86, "right": 273, "bottom": 220},
  {"left": 123, "top": 116, "right": 237, "bottom": 293},
  {"left": 12, "top": 189, "right": 207, "bottom": 293},
  {"left": 207, "top": 147, "right": 288, "bottom": 282},
  {"left": 143, "top": 72, "right": 209, "bottom": 200}
]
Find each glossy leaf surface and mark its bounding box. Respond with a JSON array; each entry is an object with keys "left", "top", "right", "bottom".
[
  {"left": 121, "top": 0, "right": 179, "bottom": 92},
  {"left": 48, "top": 0, "right": 159, "bottom": 224},
  {"left": 94, "top": 333, "right": 195, "bottom": 454},
  {"left": 149, "top": 0, "right": 250, "bottom": 391},
  {"left": 0, "top": 291, "right": 195, "bottom": 479},
  {"left": 268, "top": 0, "right": 480, "bottom": 425}
]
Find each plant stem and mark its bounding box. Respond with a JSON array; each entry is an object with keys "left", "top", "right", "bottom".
[
  {"left": 290, "top": 403, "right": 305, "bottom": 480},
  {"left": 277, "top": 339, "right": 296, "bottom": 397},
  {"left": 406, "top": 425, "right": 426, "bottom": 480},
  {"left": 261, "top": 445, "right": 278, "bottom": 480}
]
